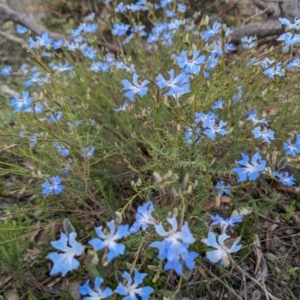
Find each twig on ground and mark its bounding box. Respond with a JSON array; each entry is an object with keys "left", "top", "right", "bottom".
[{"left": 229, "top": 256, "right": 279, "bottom": 300}]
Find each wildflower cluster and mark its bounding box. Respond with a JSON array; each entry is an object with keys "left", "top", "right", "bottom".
[
  {"left": 47, "top": 202, "right": 243, "bottom": 297},
  {"left": 2, "top": 0, "right": 300, "bottom": 298}
]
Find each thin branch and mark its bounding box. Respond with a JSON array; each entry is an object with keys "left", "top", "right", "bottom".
[
  {"left": 253, "top": 0, "right": 275, "bottom": 16},
  {"left": 242, "top": 8, "right": 271, "bottom": 26},
  {"left": 0, "top": 30, "right": 22, "bottom": 43},
  {"left": 0, "top": 4, "right": 71, "bottom": 41}
]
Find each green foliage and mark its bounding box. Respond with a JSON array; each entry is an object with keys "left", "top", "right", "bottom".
[
  {"left": 0, "top": 220, "right": 28, "bottom": 280},
  {"left": 2, "top": 1, "right": 300, "bottom": 298}
]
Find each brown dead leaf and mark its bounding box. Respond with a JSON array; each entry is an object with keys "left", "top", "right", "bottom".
[
  {"left": 215, "top": 194, "right": 221, "bottom": 208},
  {"left": 27, "top": 247, "right": 41, "bottom": 256},
  {"left": 254, "top": 234, "right": 263, "bottom": 275},
  {"left": 5, "top": 289, "right": 19, "bottom": 300},
  {"left": 253, "top": 235, "right": 269, "bottom": 284},
  {"left": 271, "top": 180, "right": 300, "bottom": 194},
  {"left": 256, "top": 44, "right": 269, "bottom": 55},
  {"left": 197, "top": 265, "right": 208, "bottom": 279},
  {"left": 203, "top": 200, "right": 216, "bottom": 211},
  {"left": 0, "top": 275, "right": 12, "bottom": 289},
  {"left": 203, "top": 194, "right": 233, "bottom": 211},
  {"left": 35, "top": 223, "right": 63, "bottom": 243},
  {"left": 266, "top": 223, "right": 279, "bottom": 250},
  {"left": 46, "top": 277, "right": 61, "bottom": 288},
  {"left": 263, "top": 105, "right": 278, "bottom": 117},
  {"left": 24, "top": 247, "right": 41, "bottom": 261},
  {"left": 66, "top": 280, "right": 81, "bottom": 300},
  {"left": 21, "top": 162, "right": 36, "bottom": 171},
  {"left": 221, "top": 195, "right": 232, "bottom": 204}
]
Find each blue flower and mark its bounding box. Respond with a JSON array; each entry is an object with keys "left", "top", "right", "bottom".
[
  {"left": 81, "top": 146, "right": 95, "bottom": 158},
  {"left": 49, "top": 111, "right": 63, "bottom": 122},
  {"left": 1, "top": 65, "right": 12, "bottom": 76},
  {"left": 165, "top": 9, "right": 175, "bottom": 17},
  {"left": 287, "top": 58, "right": 300, "bottom": 68},
  {"left": 194, "top": 112, "right": 218, "bottom": 124},
  {"left": 41, "top": 176, "right": 65, "bottom": 195},
  {"left": 23, "top": 103, "right": 43, "bottom": 114},
  {"left": 246, "top": 111, "right": 268, "bottom": 126},
  {"left": 127, "top": 1, "right": 148, "bottom": 12},
  {"left": 185, "top": 23, "right": 196, "bottom": 31},
  {"left": 104, "top": 53, "right": 116, "bottom": 65},
  {"left": 174, "top": 50, "right": 206, "bottom": 74},
  {"left": 177, "top": 3, "right": 187, "bottom": 13},
  {"left": 24, "top": 72, "right": 43, "bottom": 87},
  {"left": 67, "top": 42, "right": 80, "bottom": 51},
  {"left": 82, "top": 46, "right": 97, "bottom": 60},
  {"left": 202, "top": 231, "right": 242, "bottom": 266},
  {"left": 279, "top": 17, "right": 300, "bottom": 30},
  {"left": 277, "top": 32, "right": 300, "bottom": 51},
  {"left": 115, "top": 269, "right": 153, "bottom": 300},
  {"left": 29, "top": 133, "right": 39, "bottom": 148},
  {"left": 211, "top": 99, "right": 224, "bottom": 110},
  {"left": 225, "top": 42, "right": 236, "bottom": 52},
  {"left": 208, "top": 42, "right": 222, "bottom": 57},
  {"left": 16, "top": 25, "right": 29, "bottom": 34},
  {"left": 54, "top": 142, "right": 70, "bottom": 157},
  {"left": 247, "top": 109, "right": 257, "bottom": 116},
  {"left": 273, "top": 171, "right": 296, "bottom": 186},
  {"left": 53, "top": 39, "right": 64, "bottom": 50},
  {"left": 201, "top": 22, "right": 222, "bottom": 41},
  {"left": 258, "top": 57, "right": 275, "bottom": 69},
  {"left": 89, "top": 220, "right": 129, "bottom": 263},
  {"left": 85, "top": 12, "right": 95, "bottom": 21},
  {"left": 252, "top": 126, "right": 275, "bottom": 144},
  {"left": 215, "top": 181, "right": 231, "bottom": 195},
  {"left": 42, "top": 51, "right": 53, "bottom": 57},
  {"left": 163, "top": 246, "right": 199, "bottom": 275},
  {"left": 241, "top": 36, "right": 256, "bottom": 49},
  {"left": 203, "top": 119, "right": 229, "bottom": 141},
  {"left": 232, "top": 85, "right": 243, "bottom": 103},
  {"left": 210, "top": 214, "right": 243, "bottom": 233},
  {"left": 121, "top": 73, "right": 149, "bottom": 101},
  {"left": 84, "top": 23, "right": 98, "bottom": 33},
  {"left": 161, "top": 0, "right": 174, "bottom": 8},
  {"left": 112, "top": 23, "right": 130, "bottom": 36},
  {"left": 52, "top": 63, "right": 73, "bottom": 73},
  {"left": 89, "top": 61, "right": 110, "bottom": 73},
  {"left": 71, "top": 26, "right": 83, "bottom": 37},
  {"left": 129, "top": 201, "right": 157, "bottom": 234},
  {"left": 122, "top": 33, "right": 134, "bottom": 45},
  {"left": 283, "top": 135, "right": 300, "bottom": 156},
  {"left": 156, "top": 69, "right": 186, "bottom": 90},
  {"left": 114, "top": 102, "right": 129, "bottom": 113},
  {"left": 150, "top": 217, "right": 198, "bottom": 275},
  {"left": 46, "top": 232, "right": 84, "bottom": 276},
  {"left": 131, "top": 24, "right": 147, "bottom": 36},
  {"left": 79, "top": 277, "right": 113, "bottom": 300},
  {"left": 263, "top": 63, "right": 285, "bottom": 79},
  {"left": 232, "top": 152, "right": 266, "bottom": 182},
  {"left": 28, "top": 32, "right": 53, "bottom": 49},
  {"left": 184, "top": 126, "right": 201, "bottom": 144},
  {"left": 115, "top": 2, "right": 127, "bottom": 13},
  {"left": 9, "top": 91, "right": 33, "bottom": 114},
  {"left": 67, "top": 120, "right": 82, "bottom": 128},
  {"left": 164, "top": 81, "right": 190, "bottom": 101},
  {"left": 63, "top": 161, "right": 74, "bottom": 176}
]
